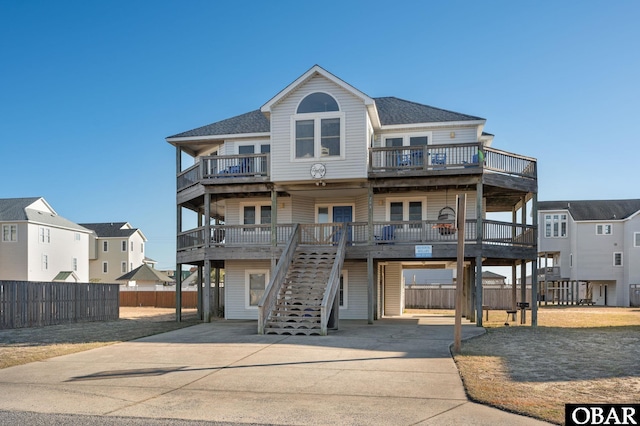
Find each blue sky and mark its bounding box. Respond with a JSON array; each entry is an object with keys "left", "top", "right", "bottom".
[{"left": 2, "top": 1, "right": 639, "bottom": 270}]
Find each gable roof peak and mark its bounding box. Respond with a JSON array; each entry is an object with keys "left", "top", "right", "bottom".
[{"left": 260, "top": 64, "right": 374, "bottom": 114}]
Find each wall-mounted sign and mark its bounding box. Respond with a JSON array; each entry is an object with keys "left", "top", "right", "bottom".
[{"left": 415, "top": 245, "right": 433, "bottom": 258}]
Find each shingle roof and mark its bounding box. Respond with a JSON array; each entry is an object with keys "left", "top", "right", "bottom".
[
  {"left": 80, "top": 222, "right": 137, "bottom": 238},
  {"left": 168, "top": 110, "right": 270, "bottom": 139},
  {"left": 538, "top": 199, "right": 640, "bottom": 221},
  {"left": 167, "top": 96, "right": 484, "bottom": 139},
  {"left": 0, "top": 197, "right": 41, "bottom": 220},
  {"left": 116, "top": 264, "right": 173, "bottom": 282},
  {"left": 374, "top": 97, "right": 484, "bottom": 125},
  {"left": 0, "top": 197, "right": 89, "bottom": 232}
]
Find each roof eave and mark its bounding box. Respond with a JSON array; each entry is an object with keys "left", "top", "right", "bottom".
[
  {"left": 380, "top": 119, "right": 486, "bottom": 131},
  {"left": 166, "top": 132, "right": 270, "bottom": 144}
]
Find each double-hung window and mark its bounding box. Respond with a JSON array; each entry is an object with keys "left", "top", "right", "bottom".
[
  {"left": 388, "top": 198, "right": 426, "bottom": 230},
  {"left": 246, "top": 270, "right": 269, "bottom": 308},
  {"left": 293, "top": 92, "right": 344, "bottom": 160},
  {"left": 2, "top": 224, "right": 17, "bottom": 242},
  {"left": 544, "top": 214, "right": 567, "bottom": 238},
  {"left": 39, "top": 227, "right": 50, "bottom": 243},
  {"left": 242, "top": 203, "right": 272, "bottom": 234},
  {"left": 596, "top": 224, "right": 612, "bottom": 235}
]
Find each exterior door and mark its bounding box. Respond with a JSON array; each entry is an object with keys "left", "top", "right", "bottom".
[{"left": 332, "top": 206, "right": 352, "bottom": 243}]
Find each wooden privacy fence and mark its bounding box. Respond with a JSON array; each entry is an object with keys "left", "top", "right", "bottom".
[
  {"left": 0, "top": 281, "right": 119, "bottom": 330},
  {"left": 120, "top": 291, "right": 198, "bottom": 308},
  {"left": 405, "top": 287, "right": 533, "bottom": 310}
]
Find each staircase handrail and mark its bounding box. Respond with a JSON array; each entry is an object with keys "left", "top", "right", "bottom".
[
  {"left": 320, "top": 223, "right": 348, "bottom": 335},
  {"left": 257, "top": 223, "right": 300, "bottom": 334}
]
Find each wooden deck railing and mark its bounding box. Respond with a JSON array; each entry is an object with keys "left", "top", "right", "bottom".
[
  {"left": 369, "top": 142, "right": 536, "bottom": 179},
  {"left": 177, "top": 154, "right": 270, "bottom": 191},
  {"left": 177, "top": 144, "right": 536, "bottom": 192},
  {"left": 177, "top": 220, "right": 536, "bottom": 251}
]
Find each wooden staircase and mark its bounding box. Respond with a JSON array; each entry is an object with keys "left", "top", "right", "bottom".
[{"left": 263, "top": 246, "right": 337, "bottom": 335}]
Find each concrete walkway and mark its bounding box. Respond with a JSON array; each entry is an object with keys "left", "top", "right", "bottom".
[{"left": 0, "top": 315, "right": 549, "bottom": 425}]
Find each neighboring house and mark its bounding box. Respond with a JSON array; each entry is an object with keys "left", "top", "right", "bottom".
[
  {"left": 538, "top": 199, "right": 640, "bottom": 307},
  {"left": 482, "top": 271, "right": 507, "bottom": 287},
  {"left": 0, "top": 197, "right": 92, "bottom": 282},
  {"left": 116, "top": 263, "right": 173, "bottom": 289},
  {"left": 167, "top": 65, "right": 538, "bottom": 332},
  {"left": 80, "top": 222, "right": 147, "bottom": 283}
]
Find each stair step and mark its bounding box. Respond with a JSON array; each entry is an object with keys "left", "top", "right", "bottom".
[{"left": 264, "top": 328, "right": 322, "bottom": 336}]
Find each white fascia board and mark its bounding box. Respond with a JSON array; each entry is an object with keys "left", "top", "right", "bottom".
[
  {"left": 135, "top": 229, "right": 148, "bottom": 242},
  {"left": 367, "top": 103, "right": 381, "bottom": 129},
  {"left": 166, "top": 132, "right": 270, "bottom": 144},
  {"left": 379, "top": 120, "right": 486, "bottom": 131},
  {"left": 261, "top": 65, "right": 374, "bottom": 113}
]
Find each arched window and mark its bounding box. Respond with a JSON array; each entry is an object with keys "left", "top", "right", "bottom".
[
  {"left": 294, "top": 92, "right": 343, "bottom": 159},
  {"left": 297, "top": 92, "right": 339, "bottom": 113}
]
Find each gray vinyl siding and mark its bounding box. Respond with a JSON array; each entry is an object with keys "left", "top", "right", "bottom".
[
  {"left": 384, "top": 262, "right": 403, "bottom": 316},
  {"left": 225, "top": 259, "right": 271, "bottom": 320},
  {"left": 626, "top": 215, "right": 640, "bottom": 295},
  {"left": 374, "top": 126, "right": 479, "bottom": 147},
  {"left": 341, "top": 261, "right": 368, "bottom": 319},
  {"left": 573, "top": 222, "right": 625, "bottom": 282},
  {"left": 355, "top": 194, "right": 369, "bottom": 222},
  {"left": 269, "top": 74, "right": 369, "bottom": 182},
  {"left": 372, "top": 190, "right": 479, "bottom": 222},
  {"left": 225, "top": 198, "right": 292, "bottom": 225},
  {"left": 224, "top": 259, "right": 367, "bottom": 320},
  {"left": 291, "top": 195, "right": 315, "bottom": 223}
]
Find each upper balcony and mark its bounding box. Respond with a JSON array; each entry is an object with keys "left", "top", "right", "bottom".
[
  {"left": 177, "top": 219, "right": 536, "bottom": 262},
  {"left": 176, "top": 143, "right": 536, "bottom": 192}
]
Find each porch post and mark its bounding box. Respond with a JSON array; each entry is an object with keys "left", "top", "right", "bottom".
[
  {"left": 214, "top": 265, "right": 221, "bottom": 317},
  {"left": 531, "top": 193, "right": 538, "bottom": 326},
  {"left": 475, "top": 181, "right": 483, "bottom": 327},
  {"left": 368, "top": 253, "right": 374, "bottom": 324},
  {"left": 368, "top": 185, "right": 374, "bottom": 244},
  {"left": 271, "top": 189, "right": 278, "bottom": 271},
  {"left": 176, "top": 263, "right": 182, "bottom": 322},
  {"left": 203, "top": 193, "right": 211, "bottom": 322},
  {"left": 520, "top": 197, "right": 527, "bottom": 324},
  {"left": 175, "top": 147, "right": 182, "bottom": 322}
]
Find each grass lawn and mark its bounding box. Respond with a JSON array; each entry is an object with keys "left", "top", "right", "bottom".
[{"left": 452, "top": 306, "right": 640, "bottom": 425}]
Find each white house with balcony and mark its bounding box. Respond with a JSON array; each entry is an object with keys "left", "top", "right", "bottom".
[
  {"left": 0, "top": 197, "right": 92, "bottom": 282},
  {"left": 538, "top": 199, "right": 640, "bottom": 306},
  {"left": 167, "top": 65, "right": 539, "bottom": 334}
]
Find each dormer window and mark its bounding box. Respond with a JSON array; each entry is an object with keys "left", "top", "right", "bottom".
[{"left": 293, "top": 92, "right": 344, "bottom": 160}]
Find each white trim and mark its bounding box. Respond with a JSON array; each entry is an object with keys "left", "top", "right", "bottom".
[
  {"left": 315, "top": 204, "right": 356, "bottom": 223},
  {"left": 339, "top": 270, "right": 348, "bottom": 309},
  {"left": 382, "top": 131, "right": 432, "bottom": 147},
  {"left": 290, "top": 111, "right": 346, "bottom": 161},
  {"left": 102, "top": 261, "right": 108, "bottom": 274},
  {"left": 121, "top": 240, "right": 127, "bottom": 252},
  {"left": 385, "top": 197, "right": 427, "bottom": 222},
  {"left": 595, "top": 223, "right": 612, "bottom": 235},
  {"left": 240, "top": 202, "right": 272, "bottom": 226},
  {"left": 2, "top": 224, "right": 18, "bottom": 242},
  {"left": 245, "top": 269, "right": 270, "bottom": 309},
  {"left": 634, "top": 232, "right": 640, "bottom": 247},
  {"left": 380, "top": 120, "right": 486, "bottom": 131},
  {"left": 613, "top": 252, "right": 623, "bottom": 267},
  {"left": 166, "top": 132, "right": 270, "bottom": 143}
]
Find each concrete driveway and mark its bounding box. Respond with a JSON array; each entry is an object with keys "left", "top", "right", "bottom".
[{"left": 0, "top": 315, "right": 549, "bottom": 425}]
